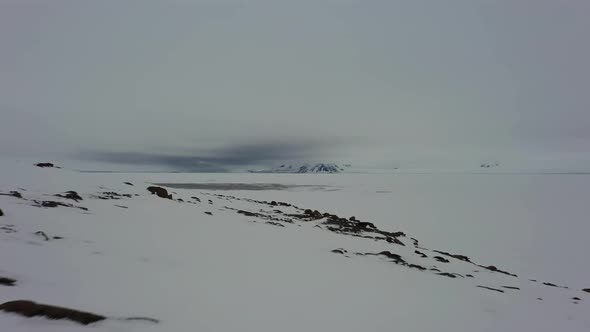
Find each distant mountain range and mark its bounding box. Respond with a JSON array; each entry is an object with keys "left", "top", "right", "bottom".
[{"left": 249, "top": 163, "right": 346, "bottom": 174}]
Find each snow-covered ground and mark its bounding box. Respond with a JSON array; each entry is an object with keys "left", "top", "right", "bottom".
[{"left": 1, "top": 158, "right": 589, "bottom": 331}]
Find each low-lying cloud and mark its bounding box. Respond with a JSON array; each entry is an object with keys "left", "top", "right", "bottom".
[{"left": 78, "top": 139, "right": 345, "bottom": 172}]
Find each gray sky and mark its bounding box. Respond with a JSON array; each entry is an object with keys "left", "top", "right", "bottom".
[{"left": 1, "top": 0, "right": 589, "bottom": 169}]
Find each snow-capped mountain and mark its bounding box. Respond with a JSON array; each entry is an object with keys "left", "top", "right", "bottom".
[{"left": 249, "top": 163, "right": 345, "bottom": 174}]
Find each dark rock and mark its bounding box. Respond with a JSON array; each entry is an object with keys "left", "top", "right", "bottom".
[
  {"left": 414, "top": 250, "right": 427, "bottom": 258},
  {"left": 437, "top": 272, "right": 457, "bottom": 278},
  {"left": 237, "top": 210, "right": 258, "bottom": 217},
  {"left": 481, "top": 265, "right": 518, "bottom": 277},
  {"left": 0, "top": 191, "right": 23, "bottom": 199},
  {"left": 349, "top": 216, "right": 357, "bottom": 221},
  {"left": 265, "top": 221, "right": 285, "bottom": 227},
  {"left": 177, "top": 199, "right": 184, "bottom": 202},
  {"left": 407, "top": 264, "right": 427, "bottom": 271},
  {"left": 466, "top": 274, "right": 474, "bottom": 278},
  {"left": 34, "top": 231, "right": 50, "bottom": 241},
  {"left": 270, "top": 201, "right": 278, "bottom": 206},
  {"left": 477, "top": 286, "right": 505, "bottom": 293},
  {"left": 123, "top": 182, "right": 134, "bottom": 186},
  {"left": 53, "top": 236, "right": 64, "bottom": 240},
  {"left": 0, "top": 300, "right": 106, "bottom": 325},
  {"left": 573, "top": 297, "right": 581, "bottom": 301},
  {"left": 502, "top": 286, "right": 520, "bottom": 290},
  {"left": 433, "top": 250, "right": 471, "bottom": 262},
  {"left": 191, "top": 197, "right": 201, "bottom": 202},
  {"left": 0, "top": 277, "right": 16, "bottom": 286},
  {"left": 56, "top": 191, "right": 82, "bottom": 201},
  {"left": 124, "top": 317, "right": 160, "bottom": 324},
  {"left": 386, "top": 237, "right": 406, "bottom": 246},
  {"left": 583, "top": 288, "right": 590, "bottom": 293},
  {"left": 331, "top": 249, "right": 347, "bottom": 254},
  {"left": 378, "top": 251, "right": 403, "bottom": 261},
  {"left": 543, "top": 282, "right": 567, "bottom": 288},
  {"left": 204, "top": 212, "right": 213, "bottom": 216},
  {"left": 147, "top": 186, "right": 172, "bottom": 199},
  {"left": 434, "top": 256, "right": 450, "bottom": 263},
  {"left": 35, "top": 163, "right": 55, "bottom": 168},
  {"left": 0, "top": 208, "right": 3, "bottom": 216},
  {"left": 41, "top": 201, "right": 60, "bottom": 208}
]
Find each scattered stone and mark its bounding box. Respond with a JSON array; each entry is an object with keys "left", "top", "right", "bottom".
[
  {"left": 543, "top": 282, "right": 564, "bottom": 288},
  {"left": 191, "top": 197, "right": 201, "bottom": 202},
  {"left": 35, "top": 200, "right": 88, "bottom": 211},
  {"left": 466, "top": 274, "right": 474, "bottom": 278},
  {"left": 0, "top": 191, "right": 23, "bottom": 199},
  {"left": 35, "top": 163, "right": 56, "bottom": 168},
  {"left": 481, "top": 265, "right": 517, "bottom": 277},
  {"left": 42, "top": 201, "right": 59, "bottom": 208},
  {"left": 434, "top": 256, "right": 450, "bottom": 263},
  {"left": 34, "top": 231, "right": 50, "bottom": 241},
  {"left": 123, "top": 182, "right": 134, "bottom": 186},
  {"left": 147, "top": 186, "right": 172, "bottom": 199},
  {"left": 204, "top": 212, "right": 213, "bottom": 216},
  {"left": 114, "top": 205, "right": 128, "bottom": 209},
  {"left": 265, "top": 221, "right": 285, "bottom": 227},
  {"left": 502, "top": 286, "right": 520, "bottom": 290},
  {"left": 477, "top": 285, "right": 505, "bottom": 293},
  {"left": 0, "top": 208, "right": 3, "bottom": 216},
  {"left": 582, "top": 288, "right": 590, "bottom": 293},
  {"left": 386, "top": 237, "right": 406, "bottom": 246},
  {"left": 414, "top": 250, "right": 427, "bottom": 258},
  {"left": 53, "top": 236, "right": 64, "bottom": 240},
  {"left": 56, "top": 191, "right": 82, "bottom": 201},
  {"left": 0, "top": 300, "right": 106, "bottom": 325},
  {"left": 237, "top": 210, "right": 259, "bottom": 217},
  {"left": 407, "top": 264, "right": 427, "bottom": 271},
  {"left": 123, "top": 317, "right": 160, "bottom": 324},
  {"left": 177, "top": 198, "right": 184, "bottom": 202},
  {"left": 437, "top": 272, "right": 458, "bottom": 278},
  {"left": 572, "top": 297, "right": 582, "bottom": 301},
  {"left": 378, "top": 251, "right": 403, "bottom": 261},
  {"left": 95, "top": 192, "right": 133, "bottom": 200},
  {"left": 331, "top": 249, "right": 347, "bottom": 254},
  {"left": 433, "top": 250, "right": 471, "bottom": 263},
  {"left": 0, "top": 277, "right": 16, "bottom": 286}
]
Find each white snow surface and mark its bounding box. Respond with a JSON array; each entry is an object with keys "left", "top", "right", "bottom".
[{"left": 1, "top": 158, "right": 590, "bottom": 331}]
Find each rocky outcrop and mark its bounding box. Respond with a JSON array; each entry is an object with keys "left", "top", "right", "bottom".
[
  {"left": 0, "top": 208, "right": 3, "bottom": 216},
  {"left": 0, "top": 300, "right": 106, "bottom": 325}
]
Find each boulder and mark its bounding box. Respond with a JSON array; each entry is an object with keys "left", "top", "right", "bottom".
[{"left": 146, "top": 186, "right": 172, "bottom": 199}]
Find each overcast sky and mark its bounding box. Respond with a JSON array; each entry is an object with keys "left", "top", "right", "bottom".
[{"left": 1, "top": 0, "right": 589, "bottom": 170}]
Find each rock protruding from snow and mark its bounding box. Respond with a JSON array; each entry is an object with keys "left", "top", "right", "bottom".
[
  {"left": 147, "top": 186, "right": 173, "bottom": 199},
  {"left": 250, "top": 163, "right": 344, "bottom": 174},
  {"left": 0, "top": 300, "right": 106, "bottom": 325}
]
